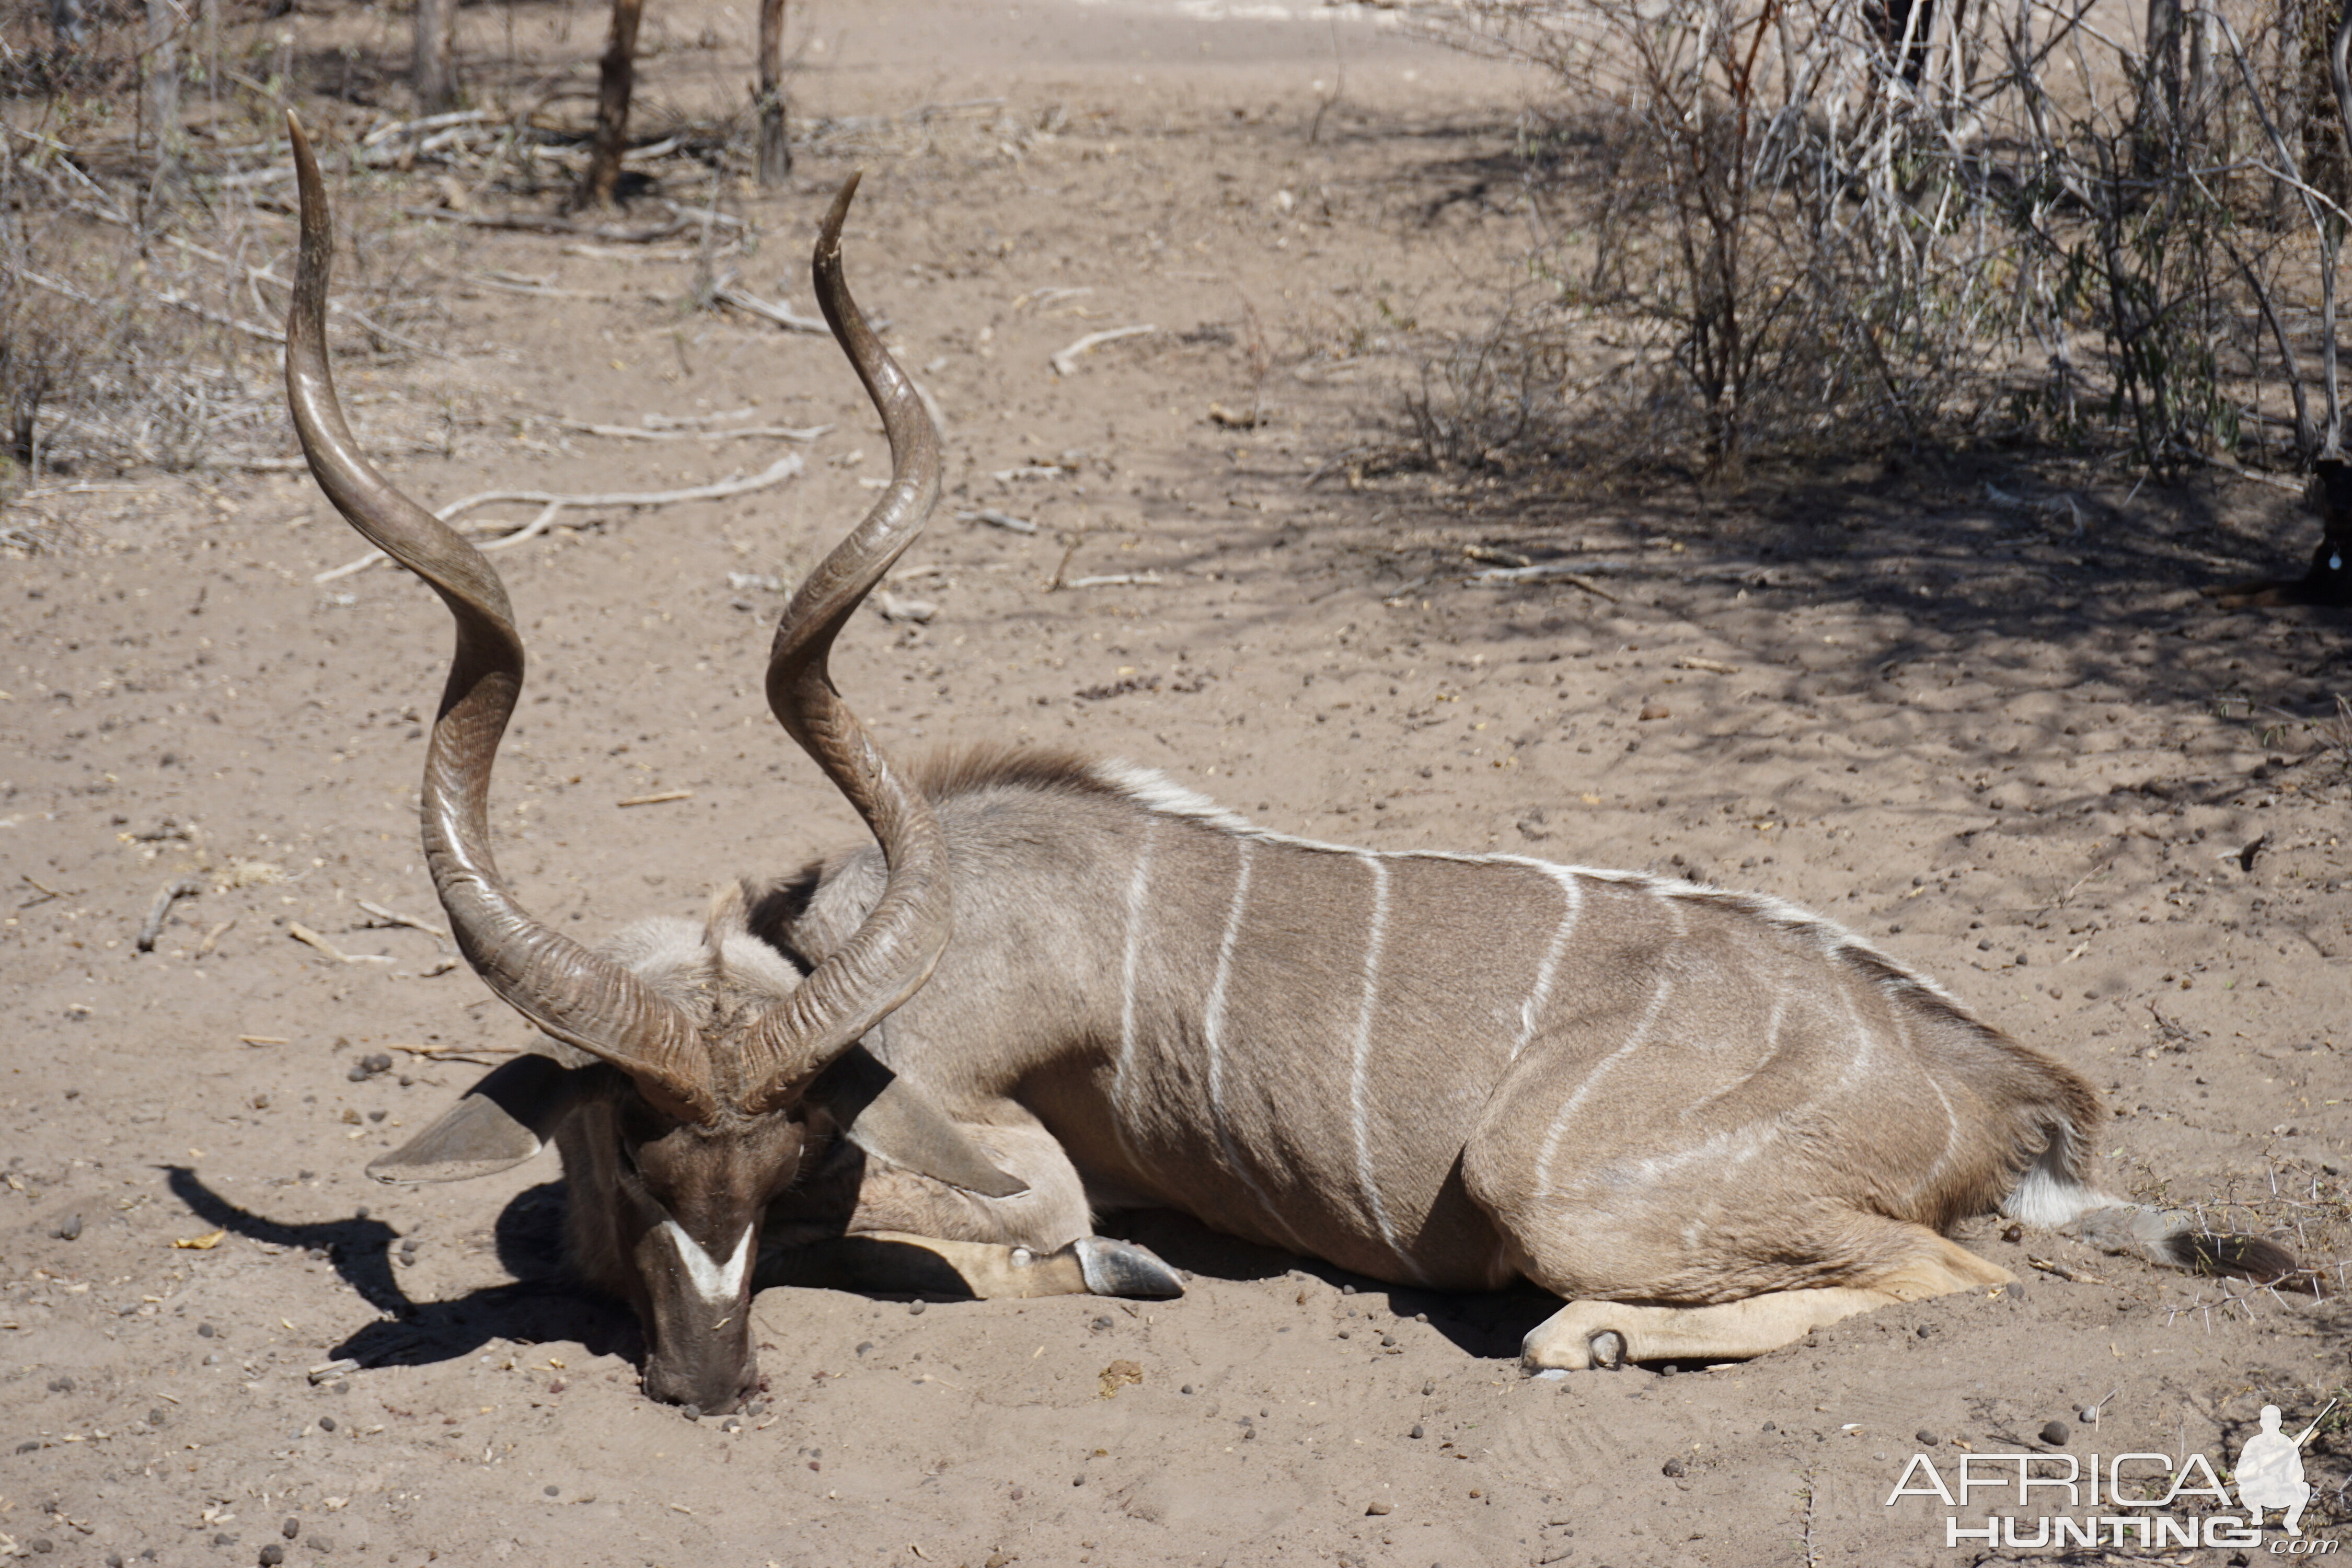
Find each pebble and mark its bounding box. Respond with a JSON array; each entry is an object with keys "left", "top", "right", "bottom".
[
  {"left": 1761, "top": 1422, "right": 1776, "bottom": 1433},
  {"left": 544, "top": 1486, "right": 560, "bottom": 1498},
  {"left": 908, "top": 1301, "right": 926, "bottom": 1316},
  {"left": 1409, "top": 1423, "right": 1425, "bottom": 1439},
  {"left": 855, "top": 1342, "right": 873, "bottom": 1357},
  {"left": 1421, "top": 1380, "right": 1434, "bottom": 1397},
  {"left": 47, "top": 1376, "right": 73, "bottom": 1394},
  {"left": 1073, "top": 1474, "right": 1086, "bottom": 1486},
  {"left": 29, "top": 1539, "right": 53, "bottom": 1555},
  {"left": 197, "top": 1322, "right": 217, "bottom": 1339},
  {"left": 53, "top": 1215, "right": 81, "bottom": 1242},
  {"left": 1366, "top": 1500, "right": 1392, "bottom": 1516},
  {"left": 318, "top": 1417, "right": 337, "bottom": 1433},
  {"left": 282, "top": 1518, "right": 301, "bottom": 1540},
  {"left": 148, "top": 1409, "right": 165, "bottom": 1426},
  {"left": 260, "top": 1548, "right": 285, "bottom": 1567},
  {"left": 2041, "top": 1421, "right": 2070, "bottom": 1446},
  {"left": 1180, "top": 1384, "right": 1194, "bottom": 1395},
  {"left": 14, "top": 1442, "right": 37, "bottom": 1455},
  {"left": 1662, "top": 1458, "right": 1687, "bottom": 1478},
  {"left": 1915, "top": 1430, "right": 1939, "bottom": 1446}
]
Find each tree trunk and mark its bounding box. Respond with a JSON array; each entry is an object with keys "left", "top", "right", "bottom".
[
  {"left": 143, "top": 0, "right": 181, "bottom": 186},
  {"left": 579, "top": 0, "right": 645, "bottom": 208},
  {"left": 756, "top": 0, "right": 790, "bottom": 186},
  {"left": 413, "top": 0, "right": 457, "bottom": 111}
]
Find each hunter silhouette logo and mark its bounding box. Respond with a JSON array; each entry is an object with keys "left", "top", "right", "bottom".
[{"left": 2236, "top": 1403, "right": 2331, "bottom": 1537}]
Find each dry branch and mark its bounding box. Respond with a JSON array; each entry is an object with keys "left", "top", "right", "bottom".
[
  {"left": 314, "top": 454, "right": 804, "bottom": 581},
  {"left": 712, "top": 285, "right": 829, "bottom": 334},
  {"left": 135, "top": 877, "right": 204, "bottom": 952},
  {"left": 1051, "top": 325, "right": 1157, "bottom": 376}
]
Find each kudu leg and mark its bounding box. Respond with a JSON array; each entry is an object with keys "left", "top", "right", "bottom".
[
  {"left": 759, "top": 1231, "right": 1179, "bottom": 1300},
  {"left": 765, "top": 1110, "right": 1182, "bottom": 1300},
  {"left": 1517, "top": 1227, "right": 2012, "bottom": 1371}
]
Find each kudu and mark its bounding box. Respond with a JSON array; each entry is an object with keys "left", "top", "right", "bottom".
[{"left": 284, "top": 116, "right": 2298, "bottom": 1414}]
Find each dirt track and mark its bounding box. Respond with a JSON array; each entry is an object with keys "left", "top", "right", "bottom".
[{"left": 4, "top": 2, "right": 2348, "bottom": 1563}]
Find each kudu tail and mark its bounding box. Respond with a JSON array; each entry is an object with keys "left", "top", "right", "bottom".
[{"left": 1999, "top": 1123, "right": 2317, "bottom": 1295}]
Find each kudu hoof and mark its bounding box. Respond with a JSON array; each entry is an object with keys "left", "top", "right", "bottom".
[
  {"left": 1073, "top": 1236, "right": 1185, "bottom": 1299},
  {"left": 1587, "top": 1329, "right": 1629, "bottom": 1370}
]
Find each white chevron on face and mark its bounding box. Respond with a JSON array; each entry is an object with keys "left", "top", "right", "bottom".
[{"left": 660, "top": 1219, "right": 755, "bottom": 1305}]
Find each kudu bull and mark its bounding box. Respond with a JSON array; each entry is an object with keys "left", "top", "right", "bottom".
[{"left": 283, "top": 114, "right": 2298, "bottom": 1413}]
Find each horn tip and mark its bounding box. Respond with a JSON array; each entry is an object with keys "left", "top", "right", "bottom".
[{"left": 818, "top": 174, "right": 862, "bottom": 260}]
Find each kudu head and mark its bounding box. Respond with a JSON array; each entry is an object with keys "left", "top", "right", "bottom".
[{"left": 283, "top": 115, "right": 1021, "bottom": 1411}]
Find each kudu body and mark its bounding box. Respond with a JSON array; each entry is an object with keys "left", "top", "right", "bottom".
[{"left": 284, "top": 118, "right": 2296, "bottom": 1413}]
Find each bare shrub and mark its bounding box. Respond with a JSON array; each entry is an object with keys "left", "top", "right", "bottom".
[{"left": 1431, "top": 0, "right": 2352, "bottom": 476}]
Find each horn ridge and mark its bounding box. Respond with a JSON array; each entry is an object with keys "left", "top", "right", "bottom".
[
  {"left": 283, "top": 112, "right": 716, "bottom": 1124},
  {"left": 744, "top": 175, "right": 953, "bottom": 1111}
]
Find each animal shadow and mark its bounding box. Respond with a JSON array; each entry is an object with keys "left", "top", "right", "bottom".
[
  {"left": 1101, "top": 1207, "right": 1562, "bottom": 1362},
  {"left": 163, "top": 1167, "right": 638, "bottom": 1373}
]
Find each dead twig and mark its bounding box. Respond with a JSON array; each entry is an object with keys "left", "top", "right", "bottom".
[
  {"left": 195, "top": 918, "right": 236, "bottom": 958},
  {"left": 398, "top": 203, "right": 736, "bottom": 244},
  {"left": 551, "top": 416, "right": 829, "bottom": 443},
  {"left": 617, "top": 789, "right": 694, "bottom": 808},
  {"left": 711, "top": 285, "right": 829, "bottom": 334},
  {"left": 387, "top": 1041, "right": 523, "bottom": 1060},
  {"left": 314, "top": 455, "right": 804, "bottom": 582},
  {"left": 135, "top": 877, "right": 205, "bottom": 953},
  {"left": 18, "top": 874, "right": 69, "bottom": 908},
  {"left": 356, "top": 900, "right": 451, "bottom": 950},
  {"left": 955, "top": 508, "right": 1037, "bottom": 534},
  {"left": 1051, "top": 325, "right": 1157, "bottom": 376},
  {"left": 286, "top": 923, "right": 393, "bottom": 965}
]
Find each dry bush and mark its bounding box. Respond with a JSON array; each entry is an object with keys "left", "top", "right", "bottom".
[{"left": 1428, "top": 0, "right": 2352, "bottom": 477}]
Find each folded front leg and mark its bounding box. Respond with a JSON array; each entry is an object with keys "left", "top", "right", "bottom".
[{"left": 760, "top": 1230, "right": 1181, "bottom": 1300}]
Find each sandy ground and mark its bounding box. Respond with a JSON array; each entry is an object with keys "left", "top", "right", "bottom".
[{"left": 4, "top": 2, "right": 2350, "bottom": 1564}]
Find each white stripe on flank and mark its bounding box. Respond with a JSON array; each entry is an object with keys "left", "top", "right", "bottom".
[
  {"left": 1202, "top": 838, "right": 1307, "bottom": 1249},
  {"left": 1512, "top": 864, "right": 1583, "bottom": 1060},
  {"left": 1347, "top": 855, "right": 1419, "bottom": 1282},
  {"left": 1534, "top": 974, "right": 1673, "bottom": 1200},
  {"left": 1105, "top": 817, "right": 1159, "bottom": 1183},
  {"left": 1115, "top": 817, "right": 1158, "bottom": 1133},
  {"left": 659, "top": 1219, "right": 754, "bottom": 1306}
]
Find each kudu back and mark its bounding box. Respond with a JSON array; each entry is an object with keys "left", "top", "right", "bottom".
[{"left": 284, "top": 116, "right": 2301, "bottom": 1411}]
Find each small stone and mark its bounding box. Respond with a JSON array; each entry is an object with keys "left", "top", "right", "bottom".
[
  {"left": 1366, "top": 1500, "right": 1392, "bottom": 1516},
  {"left": 681, "top": 1405, "right": 701, "bottom": 1422},
  {"left": 282, "top": 1518, "right": 301, "bottom": 1540},
  {"left": 908, "top": 1300, "right": 926, "bottom": 1316},
  {"left": 1180, "top": 1384, "right": 1194, "bottom": 1395},
  {"left": 1915, "top": 1430, "right": 1939, "bottom": 1446},
  {"left": 260, "top": 1548, "right": 285, "bottom": 1567},
  {"left": 148, "top": 1409, "right": 165, "bottom": 1426},
  {"left": 1421, "top": 1380, "right": 1434, "bottom": 1397},
  {"left": 30, "top": 1539, "right": 54, "bottom": 1555},
  {"left": 1662, "top": 1457, "right": 1687, "bottom": 1478},
  {"left": 1073, "top": 1474, "right": 1086, "bottom": 1486},
  {"left": 2040, "top": 1421, "right": 2069, "bottom": 1446},
  {"left": 1008, "top": 1489, "right": 1024, "bottom": 1502},
  {"left": 46, "top": 1376, "right": 73, "bottom": 1393},
  {"left": 2001, "top": 1223, "right": 2023, "bottom": 1243},
  {"left": 197, "top": 1322, "right": 216, "bottom": 1339},
  {"left": 544, "top": 1486, "right": 560, "bottom": 1498},
  {"left": 1760, "top": 1422, "right": 1776, "bottom": 1433},
  {"left": 14, "top": 1442, "right": 38, "bottom": 1454},
  {"left": 1409, "top": 1423, "right": 1425, "bottom": 1439},
  {"left": 310, "top": 1533, "right": 333, "bottom": 1552},
  {"left": 107, "top": 1556, "right": 125, "bottom": 1567},
  {"left": 855, "top": 1342, "right": 873, "bottom": 1357},
  {"left": 318, "top": 1416, "right": 337, "bottom": 1433},
  {"left": 213, "top": 1535, "right": 236, "bottom": 1548},
  {"left": 54, "top": 1215, "right": 82, "bottom": 1242}
]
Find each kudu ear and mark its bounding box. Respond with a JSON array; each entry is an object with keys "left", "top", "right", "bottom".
[
  {"left": 810, "top": 1045, "right": 1029, "bottom": 1199},
  {"left": 366, "top": 1054, "right": 583, "bottom": 1184}
]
